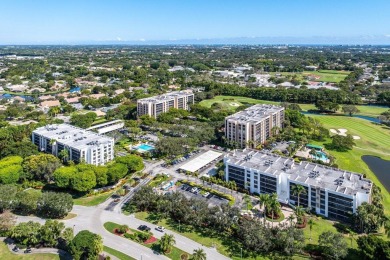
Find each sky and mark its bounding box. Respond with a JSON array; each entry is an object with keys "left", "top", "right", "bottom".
[{"left": 1, "top": 0, "right": 390, "bottom": 44}]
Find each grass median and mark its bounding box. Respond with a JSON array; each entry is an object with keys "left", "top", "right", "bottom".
[{"left": 103, "top": 221, "right": 188, "bottom": 260}]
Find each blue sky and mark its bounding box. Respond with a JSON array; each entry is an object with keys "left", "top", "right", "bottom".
[{"left": 1, "top": 0, "right": 390, "bottom": 44}]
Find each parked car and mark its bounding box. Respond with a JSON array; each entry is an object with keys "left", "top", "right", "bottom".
[
  {"left": 138, "top": 225, "right": 151, "bottom": 232},
  {"left": 203, "top": 192, "right": 210, "bottom": 197},
  {"left": 155, "top": 226, "right": 165, "bottom": 232},
  {"left": 24, "top": 248, "right": 32, "bottom": 253},
  {"left": 191, "top": 187, "right": 198, "bottom": 193},
  {"left": 113, "top": 198, "right": 120, "bottom": 203},
  {"left": 12, "top": 246, "right": 19, "bottom": 252}
]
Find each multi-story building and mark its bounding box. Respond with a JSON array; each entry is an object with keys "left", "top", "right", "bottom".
[
  {"left": 137, "top": 90, "right": 194, "bottom": 118},
  {"left": 32, "top": 124, "right": 114, "bottom": 165},
  {"left": 224, "top": 149, "right": 372, "bottom": 221},
  {"left": 224, "top": 104, "right": 284, "bottom": 148}
]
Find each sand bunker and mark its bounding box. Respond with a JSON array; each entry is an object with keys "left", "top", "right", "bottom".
[
  {"left": 338, "top": 129, "right": 348, "bottom": 136},
  {"left": 329, "top": 129, "right": 338, "bottom": 134},
  {"left": 230, "top": 102, "right": 240, "bottom": 107},
  {"left": 353, "top": 136, "right": 361, "bottom": 140}
]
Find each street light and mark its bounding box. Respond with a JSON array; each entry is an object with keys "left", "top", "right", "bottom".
[{"left": 240, "top": 247, "right": 243, "bottom": 259}]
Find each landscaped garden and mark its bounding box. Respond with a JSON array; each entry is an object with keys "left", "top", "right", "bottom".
[
  {"left": 103, "top": 222, "right": 188, "bottom": 260},
  {"left": 0, "top": 242, "right": 60, "bottom": 260},
  {"left": 199, "top": 95, "right": 388, "bottom": 117}
]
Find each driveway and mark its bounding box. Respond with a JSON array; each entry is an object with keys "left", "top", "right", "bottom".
[{"left": 16, "top": 200, "right": 231, "bottom": 260}]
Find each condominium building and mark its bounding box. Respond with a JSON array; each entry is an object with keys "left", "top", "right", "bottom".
[
  {"left": 224, "top": 149, "right": 372, "bottom": 221},
  {"left": 137, "top": 90, "right": 195, "bottom": 118},
  {"left": 224, "top": 104, "right": 284, "bottom": 148},
  {"left": 32, "top": 124, "right": 114, "bottom": 165}
]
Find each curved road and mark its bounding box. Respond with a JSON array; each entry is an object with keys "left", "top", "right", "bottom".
[{"left": 16, "top": 199, "right": 231, "bottom": 260}]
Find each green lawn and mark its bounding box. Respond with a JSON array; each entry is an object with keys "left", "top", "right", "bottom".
[
  {"left": 199, "top": 96, "right": 278, "bottom": 111},
  {"left": 104, "top": 222, "right": 188, "bottom": 260},
  {"left": 0, "top": 242, "right": 59, "bottom": 260},
  {"left": 73, "top": 191, "right": 113, "bottom": 206},
  {"left": 302, "top": 70, "right": 350, "bottom": 83},
  {"left": 103, "top": 246, "right": 135, "bottom": 260},
  {"left": 269, "top": 70, "right": 350, "bottom": 83},
  {"left": 307, "top": 115, "right": 390, "bottom": 216},
  {"left": 199, "top": 95, "right": 388, "bottom": 118}
]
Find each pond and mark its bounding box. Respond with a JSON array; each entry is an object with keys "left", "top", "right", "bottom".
[
  {"left": 301, "top": 112, "right": 380, "bottom": 123},
  {"left": 362, "top": 155, "right": 390, "bottom": 193}
]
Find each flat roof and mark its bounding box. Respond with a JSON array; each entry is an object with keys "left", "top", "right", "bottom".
[
  {"left": 179, "top": 150, "right": 223, "bottom": 173},
  {"left": 137, "top": 90, "right": 193, "bottom": 103},
  {"left": 225, "top": 149, "right": 372, "bottom": 196},
  {"left": 306, "top": 144, "right": 323, "bottom": 149},
  {"left": 225, "top": 104, "right": 284, "bottom": 123},
  {"left": 33, "top": 124, "right": 113, "bottom": 150}
]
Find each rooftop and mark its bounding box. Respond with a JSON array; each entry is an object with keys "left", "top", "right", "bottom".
[
  {"left": 33, "top": 124, "right": 113, "bottom": 150},
  {"left": 137, "top": 90, "right": 193, "bottom": 103},
  {"left": 225, "top": 149, "right": 372, "bottom": 196},
  {"left": 225, "top": 104, "right": 284, "bottom": 123}
]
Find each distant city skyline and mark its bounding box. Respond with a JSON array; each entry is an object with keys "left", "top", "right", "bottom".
[{"left": 1, "top": 0, "right": 390, "bottom": 44}]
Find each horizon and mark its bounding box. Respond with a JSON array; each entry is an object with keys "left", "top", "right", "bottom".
[{"left": 1, "top": 0, "right": 390, "bottom": 45}]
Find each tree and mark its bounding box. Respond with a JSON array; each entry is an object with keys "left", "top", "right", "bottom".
[
  {"left": 0, "top": 184, "right": 18, "bottom": 212},
  {"left": 355, "top": 202, "right": 386, "bottom": 234},
  {"left": 22, "top": 154, "right": 61, "bottom": 182},
  {"left": 291, "top": 184, "right": 306, "bottom": 207},
  {"left": 37, "top": 192, "right": 73, "bottom": 219},
  {"left": 71, "top": 170, "right": 96, "bottom": 192},
  {"left": 243, "top": 194, "right": 252, "bottom": 211},
  {"left": 10, "top": 221, "right": 41, "bottom": 246},
  {"left": 115, "top": 154, "right": 144, "bottom": 172},
  {"left": 40, "top": 220, "right": 65, "bottom": 247},
  {"left": 69, "top": 230, "right": 103, "bottom": 260},
  {"left": 318, "top": 231, "right": 348, "bottom": 260},
  {"left": 0, "top": 156, "right": 23, "bottom": 184},
  {"left": 0, "top": 210, "right": 16, "bottom": 234},
  {"left": 107, "top": 163, "right": 128, "bottom": 183},
  {"left": 357, "top": 235, "right": 390, "bottom": 260},
  {"left": 59, "top": 227, "right": 74, "bottom": 250},
  {"left": 308, "top": 218, "right": 315, "bottom": 241},
  {"left": 342, "top": 105, "right": 360, "bottom": 117},
  {"left": 58, "top": 148, "right": 70, "bottom": 163},
  {"left": 15, "top": 189, "right": 42, "bottom": 215},
  {"left": 53, "top": 166, "right": 77, "bottom": 188},
  {"left": 190, "top": 248, "right": 207, "bottom": 260},
  {"left": 159, "top": 233, "right": 176, "bottom": 253},
  {"left": 330, "top": 134, "right": 355, "bottom": 151}
]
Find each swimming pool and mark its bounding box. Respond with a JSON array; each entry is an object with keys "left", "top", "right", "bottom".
[
  {"left": 135, "top": 143, "right": 155, "bottom": 152},
  {"left": 313, "top": 151, "right": 328, "bottom": 162}
]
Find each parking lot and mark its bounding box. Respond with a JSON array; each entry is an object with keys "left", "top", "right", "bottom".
[{"left": 176, "top": 184, "right": 229, "bottom": 207}]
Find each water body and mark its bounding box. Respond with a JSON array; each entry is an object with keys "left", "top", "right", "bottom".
[
  {"left": 301, "top": 111, "right": 380, "bottom": 123},
  {"left": 362, "top": 155, "right": 390, "bottom": 193}
]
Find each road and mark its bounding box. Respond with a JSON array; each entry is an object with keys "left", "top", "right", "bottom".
[{"left": 16, "top": 193, "right": 231, "bottom": 260}]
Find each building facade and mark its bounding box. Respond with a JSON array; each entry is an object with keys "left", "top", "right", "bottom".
[
  {"left": 224, "top": 149, "right": 372, "bottom": 221},
  {"left": 32, "top": 124, "right": 114, "bottom": 165},
  {"left": 224, "top": 104, "right": 284, "bottom": 148},
  {"left": 137, "top": 90, "right": 195, "bottom": 118}
]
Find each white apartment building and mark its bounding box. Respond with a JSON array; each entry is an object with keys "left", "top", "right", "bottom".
[
  {"left": 224, "top": 149, "right": 372, "bottom": 221},
  {"left": 137, "top": 90, "right": 195, "bottom": 118},
  {"left": 225, "top": 104, "right": 284, "bottom": 148},
  {"left": 32, "top": 124, "right": 114, "bottom": 165}
]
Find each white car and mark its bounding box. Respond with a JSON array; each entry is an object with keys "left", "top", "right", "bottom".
[
  {"left": 191, "top": 187, "right": 198, "bottom": 193},
  {"left": 155, "top": 226, "right": 165, "bottom": 232},
  {"left": 203, "top": 192, "right": 210, "bottom": 197}
]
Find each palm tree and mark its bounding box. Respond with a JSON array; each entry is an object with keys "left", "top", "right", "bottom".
[
  {"left": 287, "top": 214, "right": 295, "bottom": 227},
  {"left": 258, "top": 193, "right": 269, "bottom": 226},
  {"left": 58, "top": 148, "right": 69, "bottom": 163},
  {"left": 384, "top": 219, "right": 390, "bottom": 238},
  {"left": 190, "top": 248, "right": 207, "bottom": 260},
  {"left": 308, "top": 218, "right": 315, "bottom": 240},
  {"left": 291, "top": 184, "right": 306, "bottom": 207},
  {"left": 159, "top": 234, "right": 176, "bottom": 253},
  {"left": 294, "top": 206, "right": 305, "bottom": 225},
  {"left": 348, "top": 230, "right": 356, "bottom": 247},
  {"left": 268, "top": 193, "right": 281, "bottom": 224},
  {"left": 243, "top": 194, "right": 251, "bottom": 211}
]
